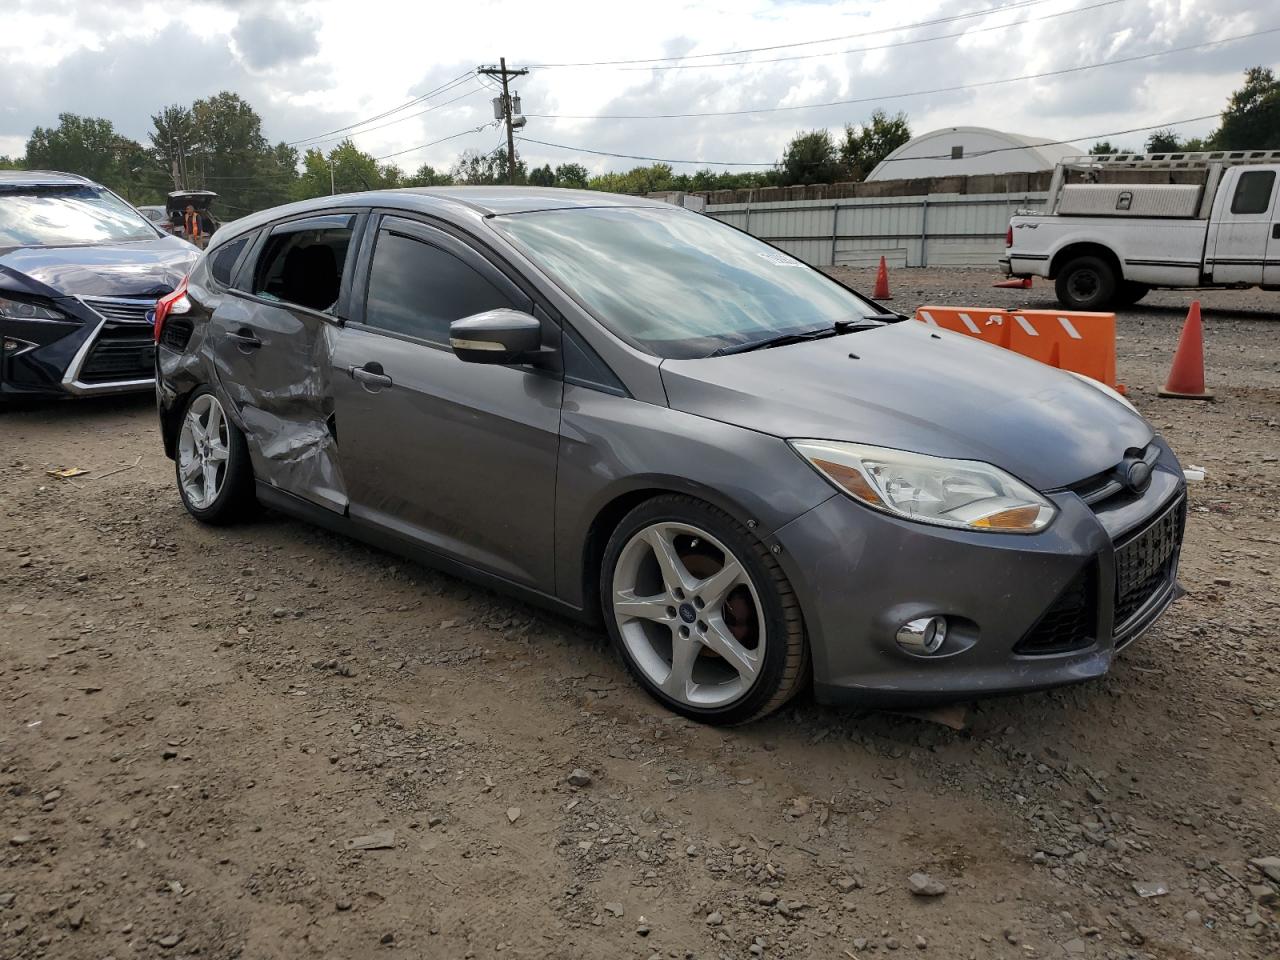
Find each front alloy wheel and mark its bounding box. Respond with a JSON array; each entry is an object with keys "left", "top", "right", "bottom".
[{"left": 602, "top": 496, "right": 807, "bottom": 724}]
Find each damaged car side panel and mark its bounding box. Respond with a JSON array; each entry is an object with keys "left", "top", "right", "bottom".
[{"left": 159, "top": 212, "right": 360, "bottom": 514}]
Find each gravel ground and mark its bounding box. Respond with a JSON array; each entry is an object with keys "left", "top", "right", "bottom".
[{"left": 1, "top": 268, "right": 1277, "bottom": 960}]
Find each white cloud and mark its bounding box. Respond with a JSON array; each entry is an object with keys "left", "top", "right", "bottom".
[{"left": 0, "top": 0, "right": 1272, "bottom": 170}]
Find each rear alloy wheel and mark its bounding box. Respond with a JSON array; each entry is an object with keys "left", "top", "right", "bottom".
[
  {"left": 602, "top": 495, "right": 807, "bottom": 724},
  {"left": 175, "top": 387, "right": 255, "bottom": 525},
  {"left": 1055, "top": 255, "right": 1117, "bottom": 311}
]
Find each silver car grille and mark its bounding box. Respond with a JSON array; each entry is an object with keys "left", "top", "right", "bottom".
[{"left": 81, "top": 296, "right": 157, "bottom": 324}]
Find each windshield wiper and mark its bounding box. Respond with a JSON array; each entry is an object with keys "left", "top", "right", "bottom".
[{"left": 707, "top": 318, "right": 878, "bottom": 357}]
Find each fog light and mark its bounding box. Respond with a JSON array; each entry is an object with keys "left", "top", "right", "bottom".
[
  {"left": 3, "top": 336, "right": 36, "bottom": 355},
  {"left": 896, "top": 616, "right": 948, "bottom": 655}
]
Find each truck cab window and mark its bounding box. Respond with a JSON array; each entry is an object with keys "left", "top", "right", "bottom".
[{"left": 1230, "top": 171, "right": 1276, "bottom": 215}]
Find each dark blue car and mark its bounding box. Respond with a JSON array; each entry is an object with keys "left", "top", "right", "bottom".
[{"left": 0, "top": 171, "right": 198, "bottom": 400}]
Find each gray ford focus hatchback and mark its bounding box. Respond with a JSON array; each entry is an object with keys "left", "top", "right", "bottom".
[{"left": 155, "top": 187, "right": 1186, "bottom": 724}]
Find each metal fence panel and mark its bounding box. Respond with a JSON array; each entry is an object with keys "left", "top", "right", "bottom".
[{"left": 706, "top": 192, "right": 1048, "bottom": 268}]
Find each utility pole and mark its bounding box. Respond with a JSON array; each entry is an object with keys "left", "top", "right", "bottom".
[
  {"left": 329, "top": 157, "right": 336, "bottom": 196},
  {"left": 478, "top": 58, "right": 528, "bottom": 185}
]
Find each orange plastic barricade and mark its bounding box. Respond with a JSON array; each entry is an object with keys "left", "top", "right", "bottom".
[
  {"left": 915, "top": 306, "right": 1123, "bottom": 393},
  {"left": 916, "top": 306, "right": 1012, "bottom": 349}
]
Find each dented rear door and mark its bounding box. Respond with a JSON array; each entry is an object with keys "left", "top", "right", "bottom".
[{"left": 207, "top": 212, "right": 362, "bottom": 514}]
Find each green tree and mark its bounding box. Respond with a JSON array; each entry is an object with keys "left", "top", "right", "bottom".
[
  {"left": 149, "top": 104, "right": 197, "bottom": 190},
  {"left": 553, "top": 163, "right": 590, "bottom": 188},
  {"left": 297, "top": 139, "right": 390, "bottom": 198},
  {"left": 187, "top": 92, "right": 297, "bottom": 214},
  {"left": 452, "top": 148, "right": 525, "bottom": 185},
  {"left": 25, "top": 114, "right": 143, "bottom": 193},
  {"left": 0, "top": 156, "right": 23, "bottom": 170},
  {"left": 403, "top": 163, "right": 453, "bottom": 187},
  {"left": 1088, "top": 141, "right": 1121, "bottom": 155},
  {"left": 587, "top": 163, "right": 677, "bottom": 195},
  {"left": 528, "top": 163, "right": 555, "bottom": 186},
  {"left": 840, "top": 110, "right": 911, "bottom": 180},
  {"left": 779, "top": 129, "right": 840, "bottom": 186},
  {"left": 1212, "top": 66, "right": 1280, "bottom": 149},
  {"left": 1145, "top": 129, "right": 1183, "bottom": 152}
]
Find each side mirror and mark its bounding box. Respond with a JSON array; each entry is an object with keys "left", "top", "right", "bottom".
[{"left": 449, "top": 308, "right": 541, "bottom": 364}]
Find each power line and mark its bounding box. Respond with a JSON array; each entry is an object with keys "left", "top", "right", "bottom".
[
  {"left": 515, "top": 136, "right": 775, "bottom": 167},
  {"left": 609, "top": 0, "right": 1127, "bottom": 73},
  {"left": 515, "top": 114, "right": 1221, "bottom": 169},
  {"left": 374, "top": 121, "right": 501, "bottom": 162},
  {"left": 529, "top": 26, "right": 1280, "bottom": 120},
  {"left": 287, "top": 70, "right": 476, "bottom": 146},
  {"left": 296, "top": 83, "right": 489, "bottom": 150},
  {"left": 526, "top": 0, "right": 1055, "bottom": 67}
]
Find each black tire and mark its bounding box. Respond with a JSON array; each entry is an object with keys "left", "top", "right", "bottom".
[
  {"left": 174, "top": 386, "right": 256, "bottom": 525},
  {"left": 1114, "top": 280, "right": 1150, "bottom": 307},
  {"left": 1055, "top": 255, "right": 1117, "bottom": 310},
  {"left": 600, "top": 494, "right": 808, "bottom": 725}
]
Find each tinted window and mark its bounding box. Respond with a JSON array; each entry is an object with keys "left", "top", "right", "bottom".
[
  {"left": 209, "top": 236, "right": 250, "bottom": 286},
  {"left": 364, "top": 229, "right": 514, "bottom": 343},
  {"left": 1230, "top": 171, "right": 1276, "bottom": 215},
  {"left": 492, "top": 206, "right": 886, "bottom": 359},
  {"left": 252, "top": 226, "right": 352, "bottom": 313},
  {"left": 0, "top": 185, "right": 157, "bottom": 247}
]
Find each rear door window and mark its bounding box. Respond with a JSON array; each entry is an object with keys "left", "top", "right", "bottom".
[
  {"left": 362, "top": 220, "right": 522, "bottom": 345},
  {"left": 208, "top": 235, "right": 250, "bottom": 286},
  {"left": 252, "top": 215, "right": 355, "bottom": 313}
]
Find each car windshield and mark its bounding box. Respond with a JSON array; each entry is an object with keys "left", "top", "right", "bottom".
[
  {"left": 492, "top": 205, "right": 886, "bottom": 359},
  {"left": 0, "top": 185, "right": 158, "bottom": 247}
]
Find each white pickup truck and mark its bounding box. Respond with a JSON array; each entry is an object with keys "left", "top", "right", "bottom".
[{"left": 1000, "top": 150, "right": 1280, "bottom": 310}]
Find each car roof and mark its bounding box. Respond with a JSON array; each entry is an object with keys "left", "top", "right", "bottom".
[
  {"left": 211, "top": 186, "right": 671, "bottom": 246},
  {"left": 387, "top": 186, "right": 669, "bottom": 216},
  {"left": 0, "top": 169, "right": 98, "bottom": 187}
]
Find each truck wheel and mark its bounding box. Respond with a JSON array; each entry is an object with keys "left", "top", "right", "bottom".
[
  {"left": 1055, "top": 256, "right": 1116, "bottom": 310},
  {"left": 1114, "top": 281, "right": 1149, "bottom": 307}
]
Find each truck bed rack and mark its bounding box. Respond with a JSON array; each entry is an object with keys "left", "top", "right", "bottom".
[
  {"left": 1056, "top": 150, "right": 1280, "bottom": 171},
  {"left": 1047, "top": 150, "right": 1280, "bottom": 218}
]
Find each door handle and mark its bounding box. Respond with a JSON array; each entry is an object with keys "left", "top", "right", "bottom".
[
  {"left": 1273, "top": 223, "right": 1280, "bottom": 240},
  {"left": 349, "top": 362, "right": 393, "bottom": 391},
  {"left": 226, "top": 328, "right": 261, "bottom": 351}
]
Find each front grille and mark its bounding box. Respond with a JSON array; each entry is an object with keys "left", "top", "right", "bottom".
[
  {"left": 79, "top": 325, "right": 155, "bottom": 383},
  {"left": 1113, "top": 496, "right": 1185, "bottom": 631},
  {"left": 1015, "top": 563, "right": 1096, "bottom": 655},
  {"left": 1070, "top": 443, "right": 1161, "bottom": 510},
  {"left": 82, "top": 297, "right": 156, "bottom": 325}
]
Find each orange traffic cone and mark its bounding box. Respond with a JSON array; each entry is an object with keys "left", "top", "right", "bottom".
[
  {"left": 993, "top": 277, "right": 1032, "bottom": 289},
  {"left": 873, "top": 256, "right": 892, "bottom": 300},
  {"left": 1158, "top": 301, "right": 1213, "bottom": 400}
]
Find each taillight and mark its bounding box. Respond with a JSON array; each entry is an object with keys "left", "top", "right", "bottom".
[
  {"left": 1005, "top": 225, "right": 1014, "bottom": 248},
  {"left": 153, "top": 276, "right": 191, "bottom": 343}
]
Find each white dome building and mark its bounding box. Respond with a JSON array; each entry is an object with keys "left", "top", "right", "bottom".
[{"left": 866, "top": 126, "right": 1083, "bottom": 181}]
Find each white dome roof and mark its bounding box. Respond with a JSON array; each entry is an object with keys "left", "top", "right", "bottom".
[{"left": 866, "top": 126, "right": 1083, "bottom": 181}]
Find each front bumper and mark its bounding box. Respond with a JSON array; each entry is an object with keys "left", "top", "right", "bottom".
[
  {"left": 1, "top": 296, "right": 157, "bottom": 399},
  {"left": 772, "top": 440, "right": 1186, "bottom": 706}
]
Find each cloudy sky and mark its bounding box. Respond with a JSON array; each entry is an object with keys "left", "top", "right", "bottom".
[{"left": 0, "top": 0, "right": 1273, "bottom": 174}]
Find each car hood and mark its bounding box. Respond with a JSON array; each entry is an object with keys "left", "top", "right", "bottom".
[
  {"left": 0, "top": 237, "right": 198, "bottom": 298},
  {"left": 660, "top": 320, "right": 1153, "bottom": 491}
]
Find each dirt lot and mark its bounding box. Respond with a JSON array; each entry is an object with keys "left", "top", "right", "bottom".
[{"left": 2, "top": 268, "right": 1277, "bottom": 960}]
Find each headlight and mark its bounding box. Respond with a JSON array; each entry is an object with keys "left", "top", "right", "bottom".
[
  {"left": 0, "top": 296, "right": 66, "bottom": 322},
  {"left": 790, "top": 440, "right": 1056, "bottom": 534},
  {"left": 1065, "top": 370, "right": 1139, "bottom": 415}
]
